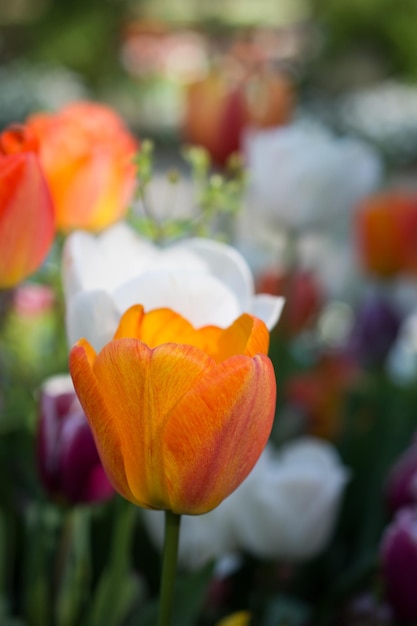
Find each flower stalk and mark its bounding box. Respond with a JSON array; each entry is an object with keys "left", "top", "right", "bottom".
[{"left": 157, "top": 511, "right": 181, "bottom": 626}]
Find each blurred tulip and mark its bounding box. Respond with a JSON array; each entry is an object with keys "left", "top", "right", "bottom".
[
  {"left": 380, "top": 507, "right": 417, "bottom": 622},
  {"left": 183, "top": 67, "right": 293, "bottom": 166},
  {"left": 144, "top": 438, "right": 349, "bottom": 564},
  {"left": 385, "top": 439, "right": 417, "bottom": 514},
  {"left": 27, "top": 101, "right": 138, "bottom": 233},
  {"left": 37, "top": 374, "right": 114, "bottom": 505},
  {"left": 227, "top": 438, "right": 349, "bottom": 560},
  {"left": 63, "top": 222, "right": 284, "bottom": 350},
  {"left": 70, "top": 305, "right": 276, "bottom": 515},
  {"left": 0, "top": 125, "right": 55, "bottom": 288},
  {"left": 245, "top": 122, "right": 382, "bottom": 232},
  {"left": 256, "top": 268, "right": 323, "bottom": 336},
  {"left": 285, "top": 355, "right": 359, "bottom": 440},
  {"left": 356, "top": 190, "right": 417, "bottom": 278},
  {"left": 347, "top": 293, "right": 401, "bottom": 366}
]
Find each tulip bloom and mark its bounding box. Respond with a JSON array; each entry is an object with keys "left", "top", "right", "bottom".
[
  {"left": 245, "top": 122, "right": 382, "bottom": 232},
  {"left": 0, "top": 125, "right": 55, "bottom": 288},
  {"left": 183, "top": 68, "right": 293, "bottom": 167},
  {"left": 256, "top": 268, "right": 324, "bottom": 336},
  {"left": 37, "top": 374, "right": 114, "bottom": 505},
  {"left": 69, "top": 305, "right": 276, "bottom": 515},
  {"left": 284, "top": 355, "right": 359, "bottom": 440},
  {"left": 347, "top": 293, "right": 401, "bottom": 366},
  {"left": 356, "top": 191, "right": 417, "bottom": 278},
  {"left": 380, "top": 507, "right": 417, "bottom": 622},
  {"left": 27, "top": 101, "right": 138, "bottom": 233},
  {"left": 385, "top": 439, "right": 417, "bottom": 514}
]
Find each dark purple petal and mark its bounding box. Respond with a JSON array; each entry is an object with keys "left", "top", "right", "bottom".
[
  {"left": 59, "top": 409, "right": 113, "bottom": 504},
  {"left": 380, "top": 507, "right": 417, "bottom": 622},
  {"left": 348, "top": 294, "right": 401, "bottom": 366},
  {"left": 37, "top": 374, "right": 114, "bottom": 505},
  {"left": 385, "top": 441, "right": 417, "bottom": 514},
  {"left": 37, "top": 378, "right": 76, "bottom": 494},
  {"left": 82, "top": 464, "right": 115, "bottom": 504}
]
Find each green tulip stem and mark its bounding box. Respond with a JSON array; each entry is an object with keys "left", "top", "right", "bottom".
[{"left": 157, "top": 511, "right": 181, "bottom": 626}]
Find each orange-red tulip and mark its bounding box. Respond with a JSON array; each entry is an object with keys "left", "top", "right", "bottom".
[
  {"left": 69, "top": 305, "right": 276, "bottom": 515},
  {"left": 0, "top": 125, "right": 55, "bottom": 288},
  {"left": 27, "top": 101, "right": 138, "bottom": 233},
  {"left": 356, "top": 191, "right": 417, "bottom": 278}
]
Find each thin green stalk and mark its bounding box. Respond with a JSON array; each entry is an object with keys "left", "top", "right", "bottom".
[{"left": 157, "top": 511, "right": 181, "bottom": 626}]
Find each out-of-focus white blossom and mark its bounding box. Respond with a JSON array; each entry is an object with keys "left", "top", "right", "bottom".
[
  {"left": 227, "top": 438, "right": 349, "bottom": 560},
  {"left": 244, "top": 121, "right": 382, "bottom": 232},
  {"left": 337, "top": 81, "right": 417, "bottom": 164},
  {"left": 63, "top": 222, "right": 284, "bottom": 351},
  {"left": 143, "top": 438, "right": 349, "bottom": 568}
]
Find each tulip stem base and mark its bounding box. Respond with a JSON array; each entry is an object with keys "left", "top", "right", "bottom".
[{"left": 157, "top": 511, "right": 181, "bottom": 626}]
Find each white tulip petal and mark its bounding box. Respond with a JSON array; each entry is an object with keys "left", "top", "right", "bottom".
[
  {"left": 66, "top": 290, "right": 120, "bottom": 352},
  {"left": 113, "top": 269, "right": 241, "bottom": 328},
  {"left": 98, "top": 222, "right": 159, "bottom": 285},
  {"left": 41, "top": 373, "right": 75, "bottom": 396},
  {"left": 251, "top": 294, "right": 285, "bottom": 330},
  {"left": 177, "top": 238, "right": 255, "bottom": 309}
]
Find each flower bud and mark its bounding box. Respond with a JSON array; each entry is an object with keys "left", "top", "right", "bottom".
[
  {"left": 380, "top": 507, "right": 417, "bottom": 622},
  {"left": 385, "top": 439, "right": 417, "bottom": 514},
  {"left": 348, "top": 293, "right": 401, "bottom": 366},
  {"left": 37, "top": 374, "right": 114, "bottom": 505}
]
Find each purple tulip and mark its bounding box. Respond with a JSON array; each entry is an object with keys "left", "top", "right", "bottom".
[
  {"left": 380, "top": 507, "right": 417, "bottom": 622},
  {"left": 385, "top": 439, "right": 417, "bottom": 515},
  {"left": 348, "top": 293, "right": 401, "bottom": 366},
  {"left": 37, "top": 374, "right": 114, "bottom": 505}
]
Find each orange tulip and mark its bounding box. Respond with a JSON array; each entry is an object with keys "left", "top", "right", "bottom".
[
  {"left": 356, "top": 191, "right": 417, "bottom": 278},
  {"left": 27, "top": 101, "right": 138, "bottom": 233},
  {"left": 69, "top": 305, "right": 276, "bottom": 515},
  {"left": 0, "top": 125, "right": 55, "bottom": 288}
]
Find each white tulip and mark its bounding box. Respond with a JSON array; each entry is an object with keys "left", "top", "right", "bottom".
[
  {"left": 244, "top": 121, "right": 382, "bottom": 232},
  {"left": 63, "top": 222, "right": 284, "bottom": 350},
  {"left": 227, "top": 438, "right": 350, "bottom": 560}
]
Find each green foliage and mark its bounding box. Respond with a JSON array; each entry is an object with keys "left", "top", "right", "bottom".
[
  {"left": 129, "top": 143, "right": 246, "bottom": 244},
  {"left": 312, "top": 0, "right": 417, "bottom": 79}
]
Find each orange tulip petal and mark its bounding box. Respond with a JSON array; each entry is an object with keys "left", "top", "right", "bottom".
[
  {"left": 114, "top": 306, "right": 268, "bottom": 361},
  {"left": 215, "top": 314, "right": 270, "bottom": 361},
  {"left": 163, "top": 353, "right": 276, "bottom": 513},
  {"left": 69, "top": 340, "right": 139, "bottom": 504},
  {"left": 0, "top": 152, "right": 54, "bottom": 287}
]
